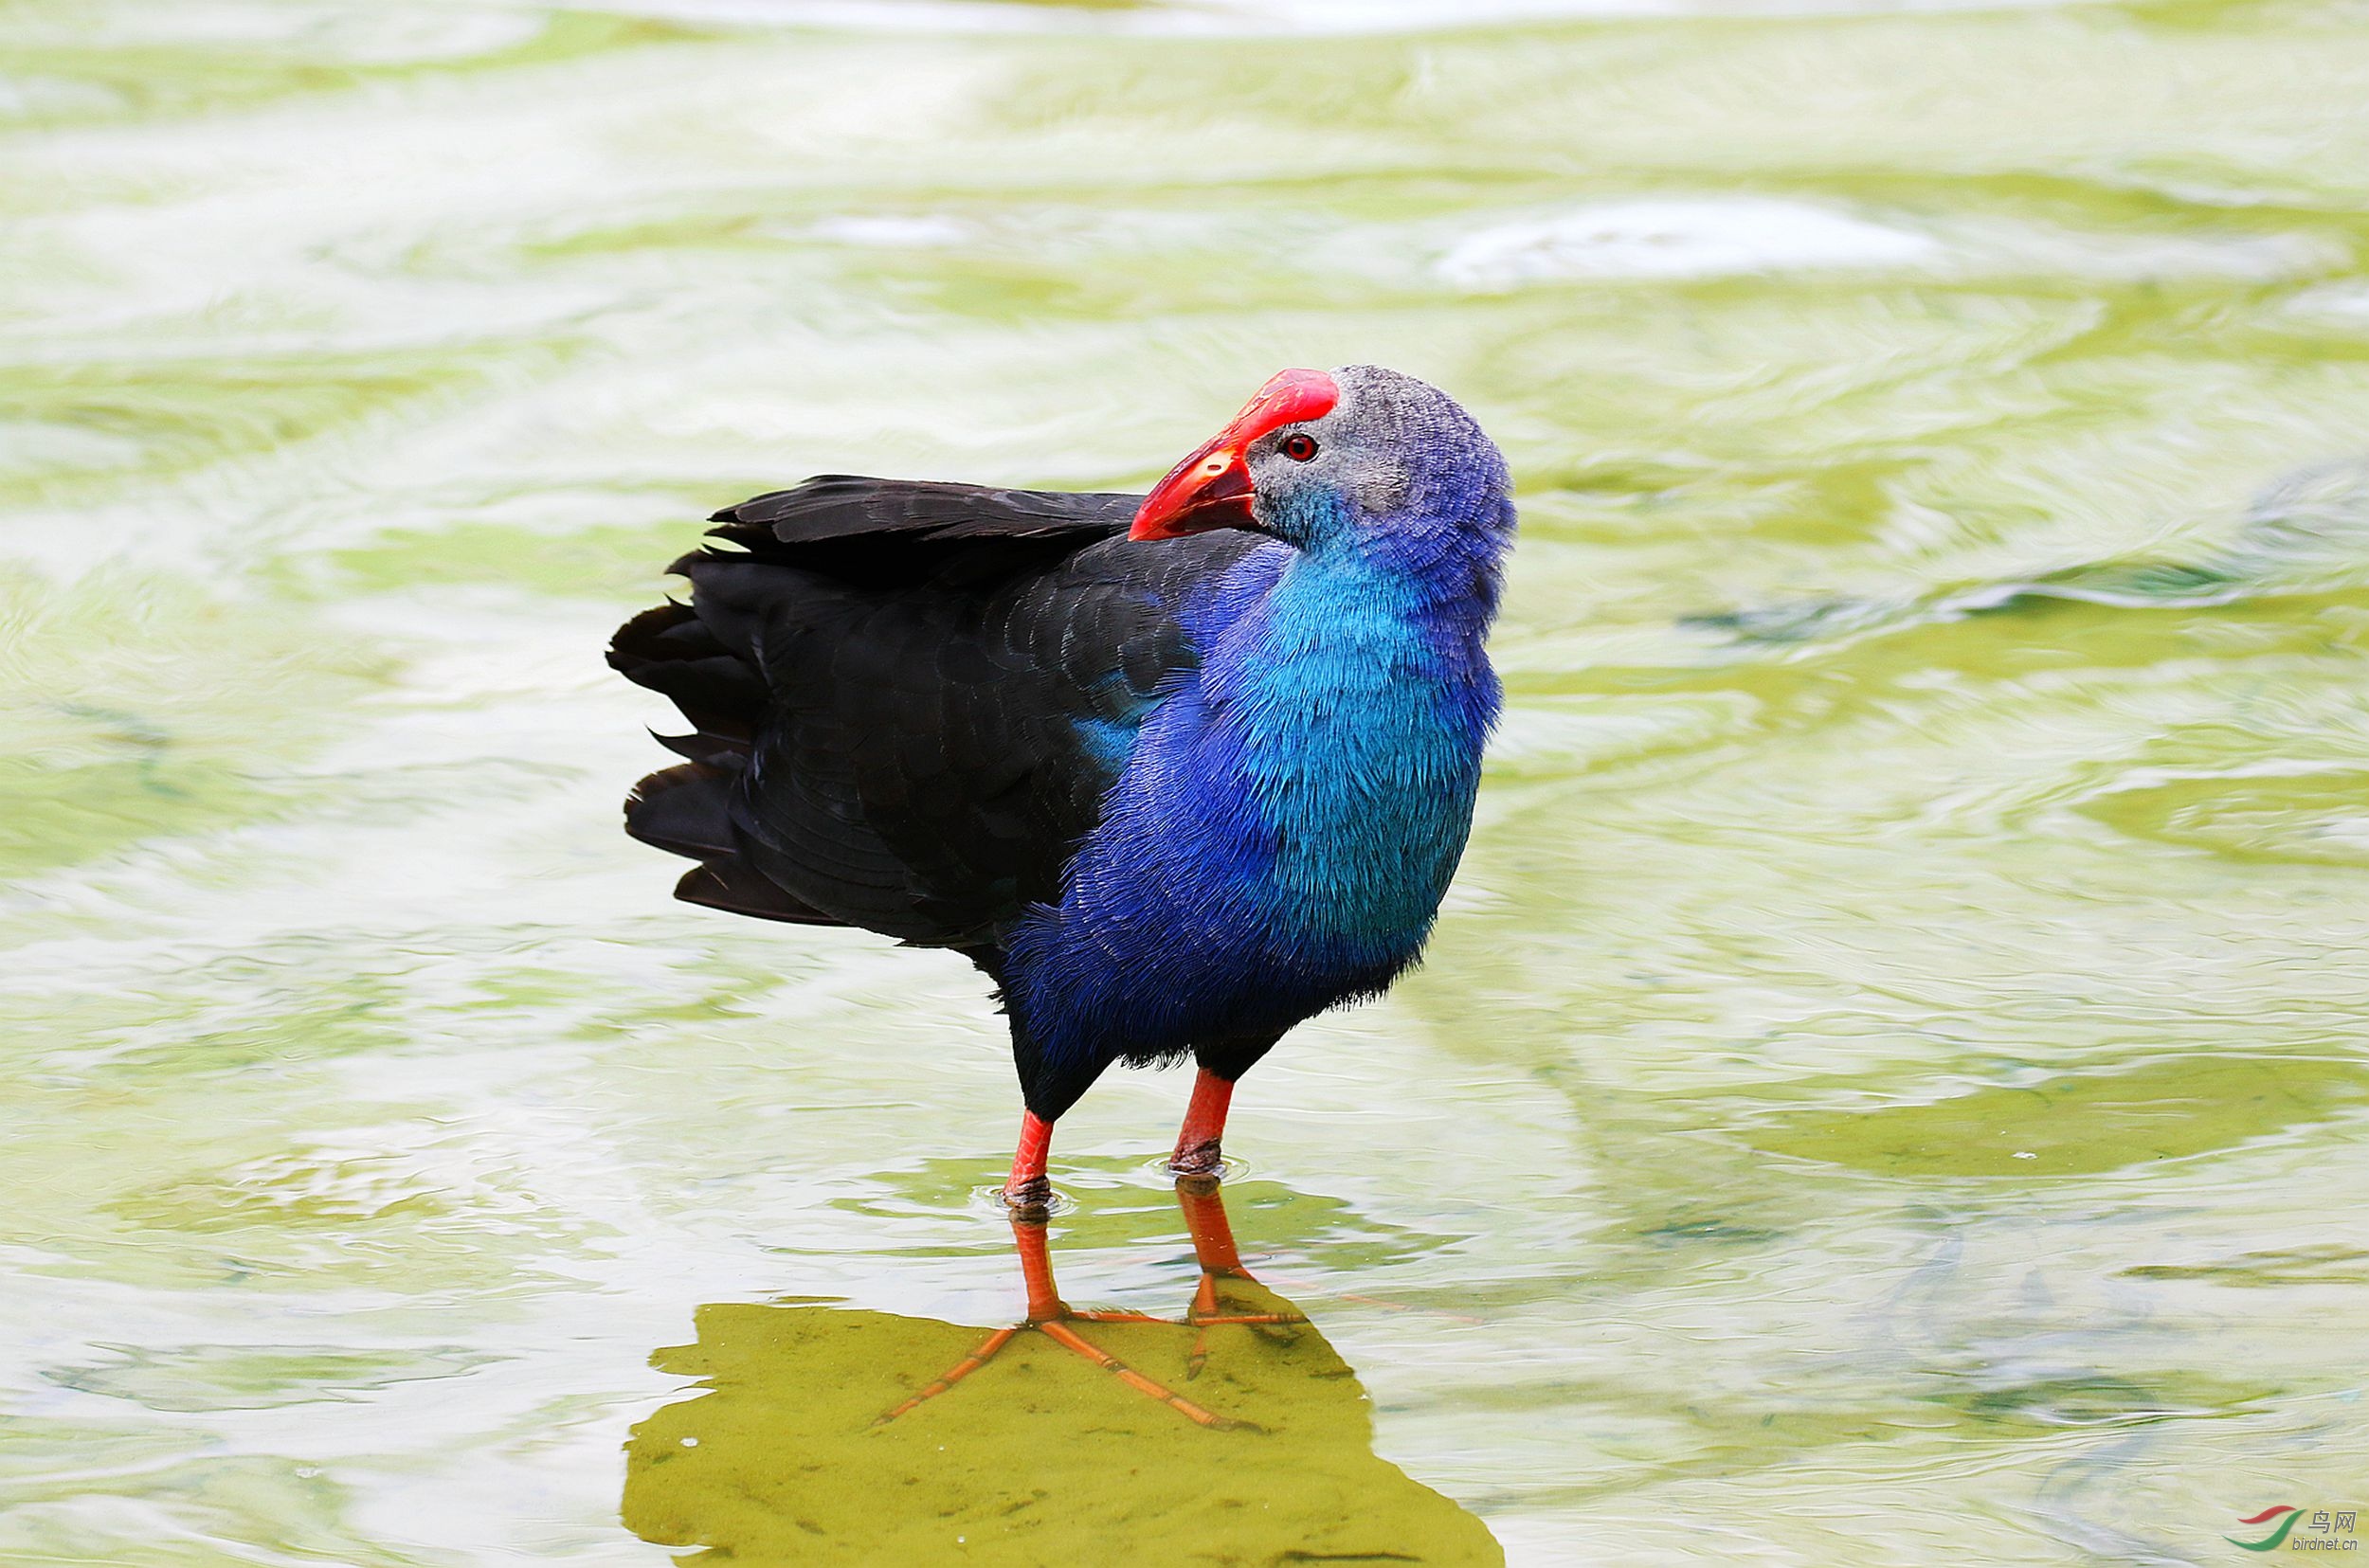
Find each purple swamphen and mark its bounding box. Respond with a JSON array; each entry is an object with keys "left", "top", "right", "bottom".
[{"left": 608, "top": 366, "right": 1515, "bottom": 1212}]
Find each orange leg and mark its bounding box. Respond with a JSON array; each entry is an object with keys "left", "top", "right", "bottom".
[
  {"left": 1167, "top": 1069, "right": 1234, "bottom": 1179},
  {"left": 1013, "top": 1214, "right": 1062, "bottom": 1320},
  {"left": 1177, "top": 1179, "right": 1246, "bottom": 1276},
  {"left": 876, "top": 1218, "right": 1052, "bottom": 1428},
  {"left": 1004, "top": 1110, "right": 1054, "bottom": 1214},
  {"left": 1175, "top": 1181, "right": 1305, "bottom": 1329},
  {"left": 1177, "top": 1171, "right": 1466, "bottom": 1324}
]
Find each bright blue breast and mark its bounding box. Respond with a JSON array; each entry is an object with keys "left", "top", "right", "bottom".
[{"left": 1221, "top": 544, "right": 1492, "bottom": 946}]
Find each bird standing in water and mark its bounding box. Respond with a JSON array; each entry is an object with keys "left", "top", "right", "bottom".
[{"left": 609, "top": 366, "right": 1514, "bottom": 1213}]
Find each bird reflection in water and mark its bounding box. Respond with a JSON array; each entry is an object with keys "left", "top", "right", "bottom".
[{"left": 623, "top": 1180, "right": 1502, "bottom": 1565}]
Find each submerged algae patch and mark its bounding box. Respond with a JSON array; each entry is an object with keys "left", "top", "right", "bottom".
[
  {"left": 320, "top": 518, "right": 693, "bottom": 603},
  {"left": 1746, "top": 1054, "right": 2369, "bottom": 1177},
  {"left": 2079, "top": 766, "right": 2369, "bottom": 868},
  {"left": 0, "top": 752, "right": 267, "bottom": 876},
  {"left": 0, "top": 569, "right": 389, "bottom": 882},
  {"left": 624, "top": 1283, "right": 1502, "bottom": 1568},
  {"left": 2123, "top": 1244, "right": 2369, "bottom": 1288},
  {"left": 1922, "top": 1370, "right": 2272, "bottom": 1432}
]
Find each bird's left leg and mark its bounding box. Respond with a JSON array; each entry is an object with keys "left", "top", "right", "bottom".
[
  {"left": 1168, "top": 1034, "right": 1282, "bottom": 1180},
  {"left": 876, "top": 1217, "right": 1239, "bottom": 1431},
  {"left": 874, "top": 1216, "right": 1049, "bottom": 1428},
  {"left": 1004, "top": 1109, "right": 1056, "bottom": 1216}
]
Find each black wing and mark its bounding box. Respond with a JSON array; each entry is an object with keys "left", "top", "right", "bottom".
[{"left": 607, "top": 476, "right": 1259, "bottom": 949}]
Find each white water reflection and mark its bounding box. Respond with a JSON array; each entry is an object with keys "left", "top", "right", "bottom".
[{"left": 1439, "top": 198, "right": 1939, "bottom": 286}]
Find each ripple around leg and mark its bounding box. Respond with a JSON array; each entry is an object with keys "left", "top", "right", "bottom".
[
  {"left": 970, "top": 1181, "right": 1077, "bottom": 1219},
  {"left": 1146, "top": 1152, "right": 1250, "bottom": 1185}
]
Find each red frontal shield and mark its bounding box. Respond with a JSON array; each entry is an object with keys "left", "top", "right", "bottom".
[{"left": 1130, "top": 369, "right": 1340, "bottom": 540}]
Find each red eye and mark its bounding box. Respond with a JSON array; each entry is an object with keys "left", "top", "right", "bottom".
[{"left": 1280, "top": 433, "right": 1318, "bottom": 461}]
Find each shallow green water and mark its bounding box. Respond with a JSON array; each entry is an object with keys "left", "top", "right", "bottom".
[{"left": 5, "top": 1, "right": 2368, "bottom": 1562}]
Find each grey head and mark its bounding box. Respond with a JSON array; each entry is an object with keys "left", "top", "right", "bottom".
[{"left": 1130, "top": 364, "right": 1515, "bottom": 562}]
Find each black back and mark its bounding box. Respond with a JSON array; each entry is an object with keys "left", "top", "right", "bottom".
[{"left": 608, "top": 477, "right": 1259, "bottom": 951}]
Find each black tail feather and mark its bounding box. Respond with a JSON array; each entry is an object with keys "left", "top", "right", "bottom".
[
  {"left": 674, "top": 858, "right": 840, "bottom": 925},
  {"left": 606, "top": 600, "right": 767, "bottom": 736},
  {"left": 623, "top": 762, "right": 736, "bottom": 859},
  {"left": 612, "top": 592, "right": 845, "bottom": 929},
  {"left": 652, "top": 729, "right": 748, "bottom": 766}
]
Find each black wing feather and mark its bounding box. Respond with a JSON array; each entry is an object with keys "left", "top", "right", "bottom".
[
  {"left": 609, "top": 475, "right": 1258, "bottom": 951},
  {"left": 718, "top": 475, "right": 1140, "bottom": 538}
]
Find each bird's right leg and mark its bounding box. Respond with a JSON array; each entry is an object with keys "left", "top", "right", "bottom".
[{"left": 1004, "top": 1023, "right": 1106, "bottom": 1217}]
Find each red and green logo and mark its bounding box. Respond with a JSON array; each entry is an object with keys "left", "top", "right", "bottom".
[{"left": 2228, "top": 1505, "right": 2302, "bottom": 1552}]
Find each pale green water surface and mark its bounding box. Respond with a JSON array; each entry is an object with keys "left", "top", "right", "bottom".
[{"left": 4, "top": 1, "right": 2368, "bottom": 1562}]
